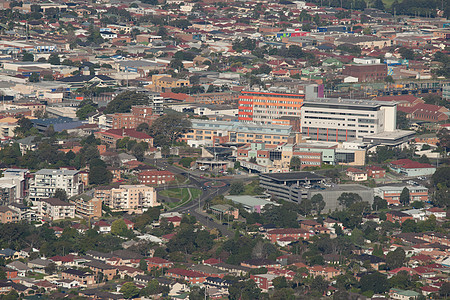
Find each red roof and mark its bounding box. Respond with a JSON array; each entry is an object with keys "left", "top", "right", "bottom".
[
  {"left": 146, "top": 257, "right": 171, "bottom": 264},
  {"left": 375, "top": 95, "right": 419, "bottom": 103},
  {"left": 166, "top": 216, "right": 182, "bottom": 222},
  {"left": 203, "top": 258, "right": 220, "bottom": 265},
  {"left": 390, "top": 159, "right": 434, "bottom": 169},
  {"left": 166, "top": 268, "right": 206, "bottom": 278},
  {"left": 105, "top": 129, "right": 152, "bottom": 140}
]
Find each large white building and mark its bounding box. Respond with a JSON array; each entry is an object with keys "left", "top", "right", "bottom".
[
  {"left": 29, "top": 169, "right": 83, "bottom": 201},
  {"left": 94, "top": 185, "right": 158, "bottom": 213},
  {"left": 36, "top": 198, "right": 75, "bottom": 221},
  {"left": 300, "top": 98, "right": 413, "bottom": 145}
]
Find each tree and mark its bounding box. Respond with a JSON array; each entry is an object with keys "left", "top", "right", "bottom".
[
  {"left": 401, "top": 219, "right": 417, "bottom": 233},
  {"left": 188, "top": 286, "right": 205, "bottom": 300},
  {"left": 311, "top": 275, "right": 329, "bottom": 294},
  {"left": 386, "top": 248, "right": 406, "bottom": 270},
  {"left": 22, "top": 51, "right": 34, "bottom": 62},
  {"left": 311, "top": 194, "right": 325, "bottom": 215},
  {"left": 338, "top": 192, "right": 362, "bottom": 208},
  {"left": 111, "top": 219, "right": 128, "bottom": 236},
  {"left": 440, "top": 282, "right": 450, "bottom": 298},
  {"left": 229, "top": 279, "right": 261, "bottom": 300},
  {"left": 360, "top": 272, "right": 389, "bottom": 293},
  {"left": 229, "top": 182, "right": 245, "bottom": 195},
  {"left": 89, "top": 161, "right": 112, "bottom": 185},
  {"left": 48, "top": 54, "right": 60, "bottom": 65},
  {"left": 149, "top": 113, "right": 191, "bottom": 147},
  {"left": 54, "top": 189, "right": 67, "bottom": 202},
  {"left": 29, "top": 72, "right": 40, "bottom": 82},
  {"left": 45, "top": 262, "right": 57, "bottom": 275},
  {"left": 399, "top": 187, "right": 410, "bottom": 206},
  {"left": 105, "top": 91, "right": 149, "bottom": 114},
  {"left": 290, "top": 156, "right": 302, "bottom": 171},
  {"left": 272, "top": 276, "right": 288, "bottom": 289},
  {"left": 397, "top": 111, "right": 409, "bottom": 129},
  {"left": 120, "top": 282, "right": 140, "bottom": 299},
  {"left": 398, "top": 47, "right": 415, "bottom": 60},
  {"left": 384, "top": 75, "right": 394, "bottom": 83},
  {"left": 374, "top": 0, "right": 385, "bottom": 10},
  {"left": 299, "top": 198, "right": 312, "bottom": 216},
  {"left": 372, "top": 196, "right": 387, "bottom": 210},
  {"left": 136, "top": 122, "right": 150, "bottom": 133}
]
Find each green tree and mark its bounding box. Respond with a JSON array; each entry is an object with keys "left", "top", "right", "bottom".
[
  {"left": 360, "top": 272, "right": 389, "bottom": 293},
  {"left": 372, "top": 196, "right": 387, "bottom": 210},
  {"left": 48, "top": 54, "right": 60, "bottom": 65},
  {"left": 120, "top": 282, "right": 140, "bottom": 299},
  {"left": 290, "top": 156, "right": 302, "bottom": 171},
  {"left": 386, "top": 248, "right": 406, "bottom": 270},
  {"left": 230, "top": 182, "right": 245, "bottom": 195},
  {"left": 272, "top": 276, "right": 288, "bottom": 289},
  {"left": 22, "top": 51, "right": 34, "bottom": 62},
  {"left": 149, "top": 113, "right": 191, "bottom": 147},
  {"left": 111, "top": 219, "right": 128, "bottom": 236},
  {"left": 311, "top": 275, "right": 329, "bottom": 294},
  {"left": 398, "top": 47, "right": 415, "bottom": 60},
  {"left": 384, "top": 75, "right": 394, "bottom": 83},
  {"left": 29, "top": 72, "right": 40, "bottom": 82},
  {"left": 401, "top": 219, "right": 417, "bottom": 233},
  {"left": 89, "top": 161, "right": 112, "bottom": 185},
  {"left": 338, "top": 192, "right": 362, "bottom": 208},
  {"left": 397, "top": 111, "right": 409, "bottom": 129},
  {"left": 440, "top": 282, "right": 450, "bottom": 298},
  {"left": 188, "top": 286, "right": 205, "bottom": 300},
  {"left": 229, "top": 279, "right": 261, "bottom": 300},
  {"left": 311, "top": 193, "right": 326, "bottom": 215},
  {"left": 399, "top": 187, "right": 410, "bottom": 206},
  {"left": 54, "top": 189, "right": 67, "bottom": 202},
  {"left": 105, "top": 91, "right": 149, "bottom": 114}
]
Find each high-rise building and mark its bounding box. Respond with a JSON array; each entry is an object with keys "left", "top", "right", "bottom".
[
  {"left": 238, "top": 85, "right": 323, "bottom": 124},
  {"left": 94, "top": 185, "right": 158, "bottom": 213},
  {"left": 29, "top": 168, "right": 83, "bottom": 201}
]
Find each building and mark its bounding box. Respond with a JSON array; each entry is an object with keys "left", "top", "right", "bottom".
[
  {"left": 342, "top": 64, "right": 387, "bottom": 82},
  {"left": 210, "top": 204, "right": 239, "bottom": 220},
  {"left": 70, "top": 194, "right": 102, "bottom": 218},
  {"left": 36, "top": 198, "right": 75, "bottom": 220},
  {"left": 386, "top": 211, "right": 414, "bottom": 224},
  {"left": 259, "top": 172, "right": 325, "bottom": 204},
  {"left": 0, "top": 207, "right": 19, "bottom": 223},
  {"left": 346, "top": 168, "right": 368, "bottom": 181},
  {"left": 145, "top": 257, "right": 173, "bottom": 270},
  {"left": 165, "top": 268, "right": 207, "bottom": 284},
  {"left": 137, "top": 170, "right": 175, "bottom": 185},
  {"left": 29, "top": 168, "right": 83, "bottom": 201},
  {"left": 94, "top": 185, "right": 158, "bottom": 212},
  {"left": 180, "top": 119, "right": 296, "bottom": 148},
  {"left": 149, "top": 74, "right": 190, "bottom": 92},
  {"left": 110, "top": 106, "right": 159, "bottom": 130},
  {"left": 265, "top": 228, "right": 313, "bottom": 243},
  {"left": 31, "top": 117, "right": 83, "bottom": 133},
  {"left": 238, "top": 90, "right": 306, "bottom": 124},
  {"left": 389, "top": 159, "right": 436, "bottom": 177},
  {"left": 366, "top": 165, "right": 386, "bottom": 178},
  {"left": 374, "top": 186, "right": 429, "bottom": 205},
  {"left": 250, "top": 274, "right": 278, "bottom": 291},
  {"left": 95, "top": 129, "right": 153, "bottom": 147},
  {"left": 301, "top": 98, "right": 397, "bottom": 142},
  {"left": 224, "top": 195, "right": 276, "bottom": 213},
  {"left": 61, "top": 269, "right": 95, "bottom": 288},
  {"left": 308, "top": 265, "right": 341, "bottom": 280},
  {"left": 308, "top": 184, "right": 374, "bottom": 211}
]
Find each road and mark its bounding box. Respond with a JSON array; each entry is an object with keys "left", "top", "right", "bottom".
[{"left": 146, "top": 158, "right": 237, "bottom": 237}]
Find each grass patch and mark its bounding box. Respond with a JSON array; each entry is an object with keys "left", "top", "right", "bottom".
[
  {"left": 28, "top": 272, "right": 45, "bottom": 279},
  {"left": 159, "top": 188, "right": 202, "bottom": 209}
]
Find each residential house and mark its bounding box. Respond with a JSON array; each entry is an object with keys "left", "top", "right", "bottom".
[
  {"left": 95, "top": 129, "right": 153, "bottom": 148},
  {"left": 61, "top": 269, "right": 95, "bottom": 288},
  {"left": 308, "top": 265, "right": 341, "bottom": 280},
  {"left": 241, "top": 259, "right": 280, "bottom": 269},
  {"left": 85, "top": 260, "right": 117, "bottom": 281},
  {"left": 386, "top": 211, "right": 414, "bottom": 224},
  {"left": 265, "top": 228, "right": 313, "bottom": 243},
  {"left": 146, "top": 257, "right": 173, "bottom": 271},
  {"left": 346, "top": 168, "right": 368, "bottom": 181},
  {"left": 165, "top": 268, "right": 207, "bottom": 284},
  {"left": 366, "top": 165, "right": 386, "bottom": 178},
  {"left": 250, "top": 274, "right": 278, "bottom": 291}
]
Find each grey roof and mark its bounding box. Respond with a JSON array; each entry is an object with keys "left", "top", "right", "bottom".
[
  {"left": 260, "top": 171, "right": 325, "bottom": 182},
  {"left": 189, "top": 265, "right": 227, "bottom": 275},
  {"left": 28, "top": 258, "right": 51, "bottom": 267},
  {"left": 7, "top": 261, "right": 30, "bottom": 271},
  {"left": 35, "top": 169, "right": 79, "bottom": 176},
  {"left": 41, "top": 198, "right": 75, "bottom": 207},
  {"left": 303, "top": 98, "right": 396, "bottom": 108},
  {"left": 16, "top": 136, "right": 37, "bottom": 146},
  {"left": 224, "top": 195, "right": 273, "bottom": 207}
]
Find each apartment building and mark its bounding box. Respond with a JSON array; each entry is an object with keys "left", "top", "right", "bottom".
[
  {"left": 301, "top": 98, "right": 397, "bottom": 142},
  {"left": 0, "top": 207, "right": 19, "bottom": 224},
  {"left": 70, "top": 195, "right": 102, "bottom": 219},
  {"left": 95, "top": 129, "right": 153, "bottom": 147},
  {"left": 94, "top": 185, "right": 158, "bottom": 213},
  {"left": 36, "top": 198, "right": 75, "bottom": 220},
  {"left": 374, "top": 185, "right": 429, "bottom": 205},
  {"left": 180, "top": 119, "right": 296, "bottom": 147},
  {"left": 29, "top": 169, "right": 83, "bottom": 201},
  {"left": 137, "top": 170, "right": 175, "bottom": 185},
  {"left": 110, "top": 106, "right": 159, "bottom": 130}
]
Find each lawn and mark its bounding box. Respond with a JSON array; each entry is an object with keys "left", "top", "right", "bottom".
[{"left": 159, "top": 188, "right": 202, "bottom": 209}]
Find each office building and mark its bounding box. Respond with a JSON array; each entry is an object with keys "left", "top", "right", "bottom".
[
  {"left": 94, "top": 185, "right": 158, "bottom": 213},
  {"left": 301, "top": 98, "right": 399, "bottom": 142},
  {"left": 29, "top": 168, "right": 83, "bottom": 201},
  {"left": 374, "top": 185, "right": 428, "bottom": 205}
]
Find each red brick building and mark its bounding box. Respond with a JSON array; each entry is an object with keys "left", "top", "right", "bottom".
[
  {"left": 145, "top": 257, "right": 173, "bottom": 271},
  {"left": 342, "top": 64, "right": 387, "bottom": 82},
  {"left": 250, "top": 274, "right": 278, "bottom": 291},
  {"left": 366, "top": 165, "right": 386, "bottom": 178},
  {"left": 165, "top": 268, "right": 207, "bottom": 284},
  {"left": 110, "top": 106, "right": 159, "bottom": 129},
  {"left": 386, "top": 211, "right": 414, "bottom": 224},
  {"left": 138, "top": 170, "right": 175, "bottom": 185},
  {"left": 266, "top": 228, "right": 313, "bottom": 243},
  {"left": 95, "top": 129, "right": 153, "bottom": 147}
]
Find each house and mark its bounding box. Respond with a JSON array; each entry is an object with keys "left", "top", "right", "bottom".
[
  {"left": 0, "top": 207, "right": 19, "bottom": 224},
  {"left": 346, "top": 168, "right": 368, "bottom": 181},
  {"left": 93, "top": 220, "right": 111, "bottom": 233},
  {"left": 241, "top": 259, "right": 280, "bottom": 269},
  {"left": 27, "top": 258, "right": 51, "bottom": 273},
  {"left": 389, "top": 288, "right": 420, "bottom": 300},
  {"left": 85, "top": 260, "right": 117, "bottom": 281},
  {"left": 146, "top": 257, "right": 173, "bottom": 271},
  {"left": 389, "top": 159, "right": 436, "bottom": 177},
  {"left": 250, "top": 274, "right": 278, "bottom": 291},
  {"left": 265, "top": 228, "right": 313, "bottom": 243},
  {"left": 61, "top": 269, "right": 95, "bottom": 287},
  {"left": 426, "top": 207, "right": 446, "bottom": 219},
  {"left": 386, "top": 211, "right": 414, "bottom": 224},
  {"left": 117, "top": 266, "right": 144, "bottom": 279},
  {"left": 366, "top": 165, "right": 386, "bottom": 178},
  {"left": 6, "top": 261, "right": 30, "bottom": 277},
  {"left": 189, "top": 265, "right": 228, "bottom": 279},
  {"left": 165, "top": 268, "right": 207, "bottom": 284},
  {"left": 95, "top": 129, "right": 153, "bottom": 148},
  {"left": 308, "top": 265, "right": 341, "bottom": 280},
  {"left": 299, "top": 220, "right": 322, "bottom": 230}
]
